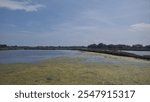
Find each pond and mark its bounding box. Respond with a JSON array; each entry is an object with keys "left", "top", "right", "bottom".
[
  {"left": 0, "top": 50, "right": 149, "bottom": 66},
  {"left": 0, "top": 50, "right": 81, "bottom": 64}
]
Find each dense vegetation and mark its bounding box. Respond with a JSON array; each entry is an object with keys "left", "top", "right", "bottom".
[
  {"left": 88, "top": 43, "right": 150, "bottom": 51},
  {"left": 0, "top": 44, "right": 85, "bottom": 50},
  {"left": 86, "top": 43, "right": 150, "bottom": 60},
  {"left": 0, "top": 43, "right": 150, "bottom": 51}
]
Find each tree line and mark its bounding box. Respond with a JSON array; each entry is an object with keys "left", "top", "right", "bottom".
[
  {"left": 0, "top": 43, "right": 150, "bottom": 51},
  {"left": 0, "top": 44, "right": 85, "bottom": 50},
  {"left": 88, "top": 43, "right": 150, "bottom": 51}
]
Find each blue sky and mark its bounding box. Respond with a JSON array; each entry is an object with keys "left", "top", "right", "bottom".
[{"left": 0, "top": 0, "right": 150, "bottom": 46}]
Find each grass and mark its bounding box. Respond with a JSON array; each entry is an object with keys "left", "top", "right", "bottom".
[
  {"left": 0, "top": 52, "right": 150, "bottom": 85},
  {"left": 78, "top": 48, "right": 150, "bottom": 60}
]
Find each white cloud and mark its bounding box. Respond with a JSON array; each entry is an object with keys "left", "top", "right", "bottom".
[
  {"left": 128, "top": 23, "right": 150, "bottom": 32},
  {"left": 0, "top": 0, "right": 44, "bottom": 12}
]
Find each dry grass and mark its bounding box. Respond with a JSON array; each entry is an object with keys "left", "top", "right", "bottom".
[{"left": 0, "top": 53, "right": 150, "bottom": 85}]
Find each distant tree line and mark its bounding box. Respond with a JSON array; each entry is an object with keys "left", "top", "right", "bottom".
[
  {"left": 0, "top": 44, "right": 7, "bottom": 48},
  {"left": 0, "top": 43, "right": 150, "bottom": 51},
  {"left": 0, "top": 44, "right": 86, "bottom": 50},
  {"left": 88, "top": 43, "right": 150, "bottom": 51}
]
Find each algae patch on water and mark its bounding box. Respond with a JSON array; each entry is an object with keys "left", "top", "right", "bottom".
[{"left": 0, "top": 54, "right": 150, "bottom": 85}]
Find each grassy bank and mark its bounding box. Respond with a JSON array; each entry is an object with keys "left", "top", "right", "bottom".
[
  {"left": 0, "top": 52, "right": 150, "bottom": 85},
  {"left": 77, "top": 48, "right": 150, "bottom": 60}
]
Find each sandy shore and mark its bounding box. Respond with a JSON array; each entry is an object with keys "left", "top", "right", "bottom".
[{"left": 0, "top": 52, "right": 150, "bottom": 85}]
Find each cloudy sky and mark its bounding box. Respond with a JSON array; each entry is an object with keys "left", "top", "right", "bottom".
[{"left": 0, "top": 0, "right": 150, "bottom": 46}]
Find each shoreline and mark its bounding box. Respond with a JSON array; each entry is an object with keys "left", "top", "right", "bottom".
[
  {"left": 0, "top": 55, "right": 150, "bottom": 85},
  {"left": 77, "top": 48, "right": 150, "bottom": 61},
  {"left": 1, "top": 48, "right": 150, "bottom": 61}
]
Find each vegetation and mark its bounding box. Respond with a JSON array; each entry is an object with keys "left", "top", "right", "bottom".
[
  {"left": 0, "top": 53, "right": 150, "bottom": 85},
  {"left": 0, "top": 44, "right": 86, "bottom": 50},
  {"left": 88, "top": 43, "right": 150, "bottom": 51},
  {"left": 1, "top": 43, "right": 150, "bottom": 51},
  {"left": 78, "top": 48, "right": 150, "bottom": 60},
  {"left": 1, "top": 43, "right": 150, "bottom": 60}
]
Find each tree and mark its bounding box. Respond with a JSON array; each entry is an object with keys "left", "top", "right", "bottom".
[
  {"left": 97, "top": 43, "right": 106, "bottom": 48},
  {"left": 132, "top": 44, "right": 143, "bottom": 48},
  {"left": 0, "top": 44, "right": 7, "bottom": 48},
  {"left": 88, "top": 44, "right": 97, "bottom": 48}
]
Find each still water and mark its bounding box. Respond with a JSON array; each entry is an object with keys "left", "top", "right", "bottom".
[
  {"left": 0, "top": 50, "right": 81, "bottom": 64},
  {"left": 123, "top": 50, "right": 150, "bottom": 56},
  {"left": 0, "top": 50, "right": 149, "bottom": 65}
]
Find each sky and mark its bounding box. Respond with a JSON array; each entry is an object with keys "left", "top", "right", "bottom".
[{"left": 0, "top": 0, "right": 150, "bottom": 46}]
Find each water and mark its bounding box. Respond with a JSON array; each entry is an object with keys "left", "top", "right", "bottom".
[
  {"left": 0, "top": 50, "right": 149, "bottom": 66},
  {"left": 122, "top": 50, "right": 150, "bottom": 56},
  {"left": 0, "top": 50, "right": 81, "bottom": 64}
]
